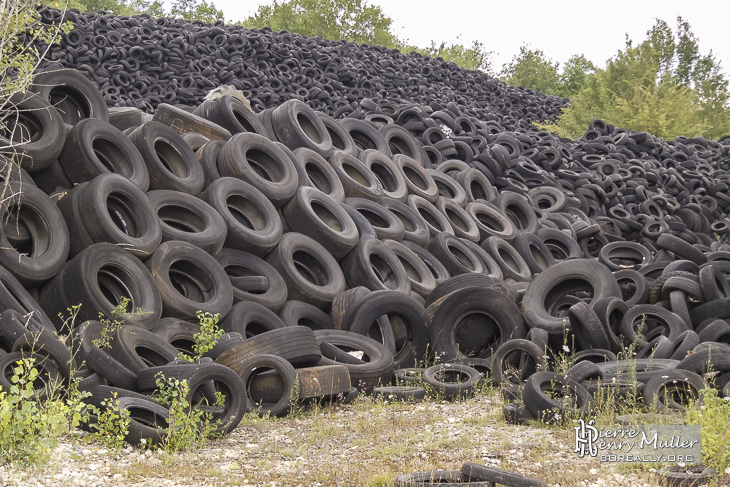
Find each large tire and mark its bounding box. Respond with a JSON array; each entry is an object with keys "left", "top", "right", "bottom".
[
  {"left": 216, "top": 326, "right": 321, "bottom": 370},
  {"left": 30, "top": 67, "right": 109, "bottom": 124},
  {"left": 214, "top": 248, "right": 287, "bottom": 312}
]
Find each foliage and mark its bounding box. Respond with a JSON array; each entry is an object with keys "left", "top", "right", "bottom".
[
  {"left": 169, "top": 0, "right": 222, "bottom": 23},
  {"left": 684, "top": 388, "right": 730, "bottom": 471},
  {"left": 88, "top": 393, "right": 130, "bottom": 450},
  {"left": 93, "top": 296, "right": 131, "bottom": 350},
  {"left": 500, "top": 46, "right": 560, "bottom": 96},
  {"left": 539, "top": 17, "right": 730, "bottom": 140},
  {"left": 241, "top": 0, "right": 492, "bottom": 72},
  {"left": 152, "top": 373, "right": 221, "bottom": 452},
  {"left": 176, "top": 311, "right": 223, "bottom": 363},
  {"left": 0, "top": 358, "right": 84, "bottom": 465}
]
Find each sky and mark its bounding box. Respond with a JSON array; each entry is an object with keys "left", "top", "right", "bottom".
[{"left": 210, "top": 0, "right": 730, "bottom": 75}]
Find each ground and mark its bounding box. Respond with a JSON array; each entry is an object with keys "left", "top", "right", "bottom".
[{"left": 0, "top": 388, "right": 692, "bottom": 487}]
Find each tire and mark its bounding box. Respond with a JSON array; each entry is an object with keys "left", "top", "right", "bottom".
[
  {"left": 669, "top": 330, "right": 700, "bottom": 361},
  {"left": 536, "top": 227, "right": 582, "bottom": 262},
  {"left": 657, "top": 465, "right": 717, "bottom": 487},
  {"left": 283, "top": 187, "right": 359, "bottom": 259},
  {"left": 115, "top": 396, "right": 170, "bottom": 447},
  {"left": 361, "top": 149, "right": 408, "bottom": 202},
  {"left": 522, "top": 259, "right": 621, "bottom": 335},
  {"left": 565, "top": 360, "right": 603, "bottom": 383},
  {"left": 295, "top": 365, "right": 352, "bottom": 399},
  {"left": 278, "top": 300, "right": 333, "bottom": 331},
  {"left": 344, "top": 197, "right": 405, "bottom": 242},
  {"left": 315, "top": 329, "right": 394, "bottom": 392},
  {"left": 467, "top": 202, "right": 517, "bottom": 243},
  {"left": 147, "top": 190, "right": 227, "bottom": 254},
  {"left": 0, "top": 350, "right": 61, "bottom": 401},
  {"left": 437, "top": 198, "right": 480, "bottom": 242},
  {"left": 395, "top": 470, "right": 484, "bottom": 487},
  {"left": 427, "top": 232, "right": 485, "bottom": 277},
  {"left": 422, "top": 363, "right": 481, "bottom": 400},
  {"left": 317, "top": 113, "right": 358, "bottom": 157},
  {"left": 200, "top": 177, "right": 283, "bottom": 257},
  {"left": 338, "top": 118, "right": 391, "bottom": 156},
  {"left": 40, "top": 242, "right": 162, "bottom": 331},
  {"left": 456, "top": 168, "right": 497, "bottom": 204},
  {"left": 30, "top": 67, "right": 109, "bottom": 124},
  {"left": 676, "top": 345, "right": 730, "bottom": 375},
  {"left": 490, "top": 339, "right": 547, "bottom": 386},
  {"left": 292, "top": 147, "right": 346, "bottom": 202},
  {"left": 461, "top": 463, "right": 548, "bottom": 487},
  {"left": 613, "top": 269, "right": 649, "bottom": 306},
  {"left": 341, "top": 290, "right": 430, "bottom": 369},
  {"left": 0, "top": 309, "right": 47, "bottom": 352},
  {"left": 84, "top": 346, "right": 139, "bottom": 391},
  {"left": 196, "top": 140, "right": 225, "bottom": 188},
  {"left": 214, "top": 248, "right": 287, "bottom": 312},
  {"left": 619, "top": 304, "right": 689, "bottom": 349},
  {"left": 394, "top": 154, "right": 439, "bottom": 203},
  {"left": 598, "top": 241, "right": 653, "bottom": 272},
  {"left": 59, "top": 118, "right": 149, "bottom": 190},
  {"left": 108, "top": 325, "right": 179, "bottom": 374},
  {"left": 265, "top": 232, "right": 346, "bottom": 310},
  {"left": 394, "top": 367, "right": 426, "bottom": 387},
  {"left": 643, "top": 369, "right": 706, "bottom": 412},
  {"left": 329, "top": 150, "right": 384, "bottom": 202},
  {"left": 127, "top": 121, "right": 205, "bottom": 195},
  {"left": 236, "top": 354, "right": 298, "bottom": 417},
  {"left": 330, "top": 286, "right": 372, "bottom": 330},
  {"left": 481, "top": 236, "right": 532, "bottom": 282},
  {"left": 150, "top": 317, "right": 201, "bottom": 356},
  {"left": 272, "top": 99, "right": 333, "bottom": 157},
  {"left": 567, "top": 302, "right": 610, "bottom": 351},
  {"left": 0, "top": 92, "right": 65, "bottom": 171},
  {"left": 203, "top": 332, "right": 245, "bottom": 361},
  {"left": 341, "top": 236, "right": 411, "bottom": 294},
  {"left": 407, "top": 195, "right": 454, "bottom": 238},
  {"left": 12, "top": 329, "right": 74, "bottom": 381},
  {"left": 152, "top": 103, "right": 232, "bottom": 141},
  {"left": 635, "top": 335, "right": 674, "bottom": 359},
  {"left": 145, "top": 240, "right": 233, "bottom": 320},
  {"left": 217, "top": 132, "right": 299, "bottom": 207},
  {"left": 493, "top": 191, "right": 538, "bottom": 234},
  {"left": 372, "top": 386, "right": 425, "bottom": 402},
  {"left": 0, "top": 182, "right": 69, "bottom": 286},
  {"left": 216, "top": 326, "right": 321, "bottom": 370},
  {"left": 194, "top": 95, "right": 269, "bottom": 137},
  {"left": 380, "top": 124, "right": 428, "bottom": 167},
  {"left": 522, "top": 371, "right": 593, "bottom": 422},
  {"left": 219, "top": 301, "right": 289, "bottom": 338},
  {"left": 383, "top": 240, "right": 438, "bottom": 299},
  {"left": 428, "top": 287, "right": 526, "bottom": 362},
  {"left": 656, "top": 233, "right": 708, "bottom": 266},
  {"left": 380, "top": 198, "right": 431, "bottom": 246},
  {"left": 515, "top": 232, "right": 556, "bottom": 275},
  {"left": 76, "top": 173, "right": 163, "bottom": 259}
]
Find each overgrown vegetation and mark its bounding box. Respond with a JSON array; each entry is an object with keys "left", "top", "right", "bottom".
[
  {"left": 176, "top": 311, "right": 223, "bottom": 363},
  {"left": 64, "top": 0, "right": 222, "bottom": 22},
  {"left": 530, "top": 18, "right": 730, "bottom": 139}
]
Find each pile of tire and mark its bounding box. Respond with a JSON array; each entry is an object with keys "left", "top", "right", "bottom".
[
  {"left": 29, "top": 6, "right": 567, "bottom": 133},
  {"left": 2, "top": 10, "right": 730, "bottom": 446}
]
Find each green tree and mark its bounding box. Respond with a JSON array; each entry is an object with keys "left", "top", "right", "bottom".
[
  {"left": 170, "top": 0, "right": 223, "bottom": 22},
  {"left": 241, "top": 0, "right": 491, "bottom": 72},
  {"left": 499, "top": 46, "right": 560, "bottom": 96},
  {"left": 539, "top": 17, "right": 730, "bottom": 140},
  {"left": 72, "top": 0, "right": 164, "bottom": 16},
  {"left": 557, "top": 54, "right": 596, "bottom": 99}
]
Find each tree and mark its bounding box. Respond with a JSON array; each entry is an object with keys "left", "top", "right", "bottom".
[
  {"left": 169, "top": 0, "right": 223, "bottom": 22},
  {"left": 499, "top": 46, "right": 560, "bottom": 96},
  {"left": 539, "top": 17, "right": 730, "bottom": 140},
  {"left": 71, "top": 0, "right": 164, "bottom": 16},
  {"left": 241, "top": 0, "right": 492, "bottom": 72},
  {"left": 557, "top": 55, "right": 596, "bottom": 99}
]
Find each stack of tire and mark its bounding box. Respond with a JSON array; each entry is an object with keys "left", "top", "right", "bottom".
[{"left": 2, "top": 24, "right": 730, "bottom": 445}]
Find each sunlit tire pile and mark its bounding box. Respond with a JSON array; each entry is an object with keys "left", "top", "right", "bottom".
[{"left": 1, "top": 7, "right": 729, "bottom": 482}]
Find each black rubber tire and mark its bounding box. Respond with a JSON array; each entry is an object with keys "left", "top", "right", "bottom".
[
  {"left": 12, "top": 329, "right": 74, "bottom": 381},
  {"left": 494, "top": 191, "right": 538, "bottom": 235},
  {"left": 565, "top": 360, "right": 603, "bottom": 383},
  {"left": 0, "top": 350, "right": 61, "bottom": 401},
  {"left": 217, "top": 132, "right": 298, "bottom": 207},
  {"left": 427, "top": 232, "right": 486, "bottom": 277},
  {"left": 127, "top": 121, "right": 205, "bottom": 195},
  {"left": 669, "top": 330, "right": 700, "bottom": 361},
  {"left": 0, "top": 182, "right": 69, "bottom": 286},
  {"left": 202, "top": 332, "right": 245, "bottom": 361},
  {"left": 643, "top": 369, "right": 706, "bottom": 412},
  {"left": 329, "top": 150, "right": 384, "bottom": 202},
  {"left": 40, "top": 242, "right": 162, "bottom": 331},
  {"left": 315, "top": 329, "right": 395, "bottom": 392},
  {"left": 145, "top": 240, "right": 233, "bottom": 320},
  {"left": 361, "top": 149, "right": 408, "bottom": 202},
  {"left": 428, "top": 286, "right": 526, "bottom": 362},
  {"left": 115, "top": 396, "right": 170, "bottom": 447},
  {"left": 317, "top": 113, "right": 358, "bottom": 157},
  {"left": 150, "top": 317, "right": 201, "bottom": 356},
  {"left": 522, "top": 371, "right": 593, "bottom": 422},
  {"left": 380, "top": 197, "right": 431, "bottom": 246},
  {"left": 338, "top": 118, "right": 392, "bottom": 156},
  {"left": 536, "top": 227, "right": 583, "bottom": 262},
  {"left": 394, "top": 367, "right": 426, "bottom": 387},
  {"left": 292, "top": 147, "right": 346, "bottom": 202},
  {"left": 341, "top": 290, "right": 430, "bottom": 369},
  {"left": 341, "top": 236, "right": 411, "bottom": 295},
  {"left": 657, "top": 465, "right": 717, "bottom": 487},
  {"left": 481, "top": 236, "right": 532, "bottom": 282},
  {"left": 0, "top": 309, "right": 47, "bottom": 352},
  {"left": 146, "top": 189, "right": 227, "bottom": 254},
  {"left": 383, "top": 239, "right": 438, "bottom": 299},
  {"left": 0, "top": 92, "right": 65, "bottom": 172},
  {"left": 394, "top": 154, "right": 439, "bottom": 203},
  {"left": 490, "top": 339, "right": 547, "bottom": 386},
  {"left": 214, "top": 248, "right": 287, "bottom": 312},
  {"left": 30, "top": 67, "right": 109, "bottom": 124},
  {"left": 422, "top": 363, "right": 481, "bottom": 400},
  {"left": 216, "top": 326, "right": 321, "bottom": 370},
  {"left": 567, "top": 301, "right": 611, "bottom": 351},
  {"left": 194, "top": 96, "right": 269, "bottom": 137},
  {"left": 430, "top": 170, "right": 468, "bottom": 208},
  {"left": 635, "top": 335, "right": 674, "bottom": 359},
  {"left": 598, "top": 241, "right": 653, "bottom": 272},
  {"left": 522, "top": 259, "right": 621, "bottom": 335},
  {"left": 344, "top": 196, "right": 405, "bottom": 242},
  {"left": 108, "top": 325, "right": 178, "bottom": 374},
  {"left": 284, "top": 187, "right": 359, "bottom": 259},
  {"left": 272, "top": 99, "right": 333, "bottom": 157},
  {"left": 656, "top": 233, "right": 708, "bottom": 266},
  {"left": 407, "top": 195, "right": 454, "bottom": 238},
  {"left": 613, "top": 269, "right": 649, "bottom": 306},
  {"left": 619, "top": 304, "right": 689, "bottom": 349},
  {"left": 461, "top": 463, "right": 548, "bottom": 487},
  {"left": 515, "top": 232, "right": 556, "bottom": 275},
  {"left": 196, "top": 140, "right": 225, "bottom": 188},
  {"left": 437, "top": 198, "right": 480, "bottom": 243},
  {"left": 218, "top": 301, "right": 289, "bottom": 339},
  {"left": 467, "top": 201, "right": 517, "bottom": 243},
  {"left": 153, "top": 103, "right": 231, "bottom": 142},
  {"left": 200, "top": 177, "right": 283, "bottom": 257},
  {"left": 76, "top": 173, "right": 163, "bottom": 259},
  {"left": 237, "top": 354, "right": 299, "bottom": 417},
  {"left": 676, "top": 345, "right": 730, "bottom": 375},
  {"left": 278, "top": 300, "right": 334, "bottom": 331},
  {"left": 84, "top": 346, "right": 139, "bottom": 391},
  {"left": 265, "top": 232, "right": 347, "bottom": 310}
]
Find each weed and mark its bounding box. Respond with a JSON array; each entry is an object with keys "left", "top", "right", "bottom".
[
  {"left": 176, "top": 311, "right": 223, "bottom": 362},
  {"left": 88, "top": 392, "right": 130, "bottom": 451},
  {"left": 685, "top": 388, "right": 730, "bottom": 471}
]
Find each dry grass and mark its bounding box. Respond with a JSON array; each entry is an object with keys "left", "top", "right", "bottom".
[{"left": 0, "top": 387, "right": 677, "bottom": 487}]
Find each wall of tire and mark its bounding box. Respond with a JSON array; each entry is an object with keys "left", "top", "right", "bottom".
[{"left": 2, "top": 6, "right": 730, "bottom": 447}]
